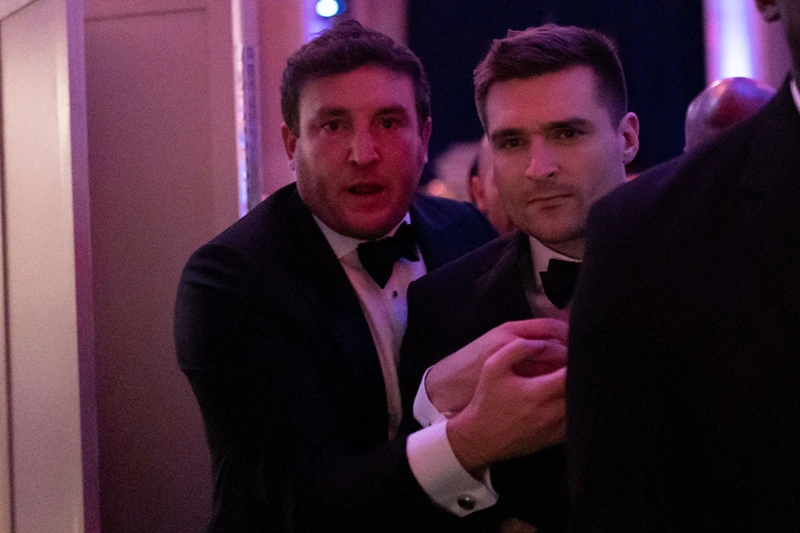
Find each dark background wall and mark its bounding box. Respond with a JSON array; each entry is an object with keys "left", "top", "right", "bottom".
[{"left": 407, "top": 0, "right": 706, "bottom": 175}]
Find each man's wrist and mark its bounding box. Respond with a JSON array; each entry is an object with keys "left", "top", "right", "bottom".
[
  {"left": 426, "top": 363, "right": 470, "bottom": 414},
  {"left": 446, "top": 410, "right": 493, "bottom": 477}
]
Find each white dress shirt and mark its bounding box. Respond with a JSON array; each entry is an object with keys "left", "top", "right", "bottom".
[
  {"left": 314, "top": 213, "right": 425, "bottom": 438},
  {"left": 314, "top": 214, "right": 495, "bottom": 516},
  {"left": 527, "top": 236, "right": 580, "bottom": 321}
]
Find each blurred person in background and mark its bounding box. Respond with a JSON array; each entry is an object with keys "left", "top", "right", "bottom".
[
  {"left": 468, "top": 135, "right": 517, "bottom": 235},
  {"left": 684, "top": 76, "right": 775, "bottom": 151}
]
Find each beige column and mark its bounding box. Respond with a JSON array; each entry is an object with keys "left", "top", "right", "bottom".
[
  {"left": 83, "top": 0, "right": 245, "bottom": 530},
  {"left": 0, "top": 0, "right": 91, "bottom": 531},
  {"left": 349, "top": 0, "right": 408, "bottom": 44},
  {"left": 258, "top": 1, "right": 306, "bottom": 196}
]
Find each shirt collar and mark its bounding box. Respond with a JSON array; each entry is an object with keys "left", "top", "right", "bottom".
[
  {"left": 791, "top": 78, "right": 800, "bottom": 115},
  {"left": 314, "top": 213, "right": 413, "bottom": 260},
  {"left": 528, "top": 235, "right": 581, "bottom": 291}
]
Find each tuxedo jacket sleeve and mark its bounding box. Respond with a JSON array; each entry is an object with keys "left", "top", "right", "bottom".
[
  {"left": 567, "top": 81, "right": 800, "bottom": 533},
  {"left": 400, "top": 233, "right": 568, "bottom": 532},
  {"left": 174, "top": 183, "right": 496, "bottom": 533}
]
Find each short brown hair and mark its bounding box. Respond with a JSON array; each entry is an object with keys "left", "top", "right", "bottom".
[
  {"left": 474, "top": 24, "right": 627, "bottom": 129},
  {"left": 281, "top": 18, "right": 431, "bottom": 134}
]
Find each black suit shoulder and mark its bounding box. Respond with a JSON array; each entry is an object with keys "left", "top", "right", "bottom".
[
  {"left": 410, "top": 193, "right": 498, "bottom": 271},
  {"left": 197, "top": 183, "right": 315, "bottom": 273},
  {"left": 589, "top": 82, "right": 788, "bottom": 258},
  {"left": 402, "top": 235, "right": 516, "bottom": 364},
  {"left": 412, "top": 234, "right": 511, "bottom": 297},
  {"left": 411, "top": 190, "right": 485, "bottom": 219},
  {"left": 399, "top": 236, "right": 513, "bottom": 400}
]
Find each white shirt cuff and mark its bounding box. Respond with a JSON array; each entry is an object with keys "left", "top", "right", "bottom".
[
  {"left": 413, "top": 368, "right": 446, "bottom": 427},
  {"left": 407, "top": 421, "right": 498, "bottom": 517}
]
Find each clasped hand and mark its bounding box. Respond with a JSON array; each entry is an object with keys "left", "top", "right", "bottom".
[{"left": 425, "top": 319, "right": 568, "bottom": 473}]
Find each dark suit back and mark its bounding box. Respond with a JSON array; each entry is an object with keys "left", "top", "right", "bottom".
[{"left": 567, "top": 81, "right": 800, "bottom": 533}]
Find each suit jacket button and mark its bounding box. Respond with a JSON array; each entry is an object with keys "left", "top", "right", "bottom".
[{"left": 457, "top": 494, "right": 476, "bottom": 511}]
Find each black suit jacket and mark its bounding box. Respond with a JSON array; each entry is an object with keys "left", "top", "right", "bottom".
[
  {"left": 567, "top": 81, "right": 800, "bottom": 532},
  {"left": 400, "top": 232, "right": 568, "bottom": 532},
  {"left": 174, "top": 183, "right": 496, "bottom": 533}
]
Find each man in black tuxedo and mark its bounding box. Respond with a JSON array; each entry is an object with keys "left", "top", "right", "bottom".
[
  {"left": 567, "top": 1, "right": 800, "bottom": 531},
  {"left": 174, "top": 20, "right": 499, "bottom": 533},
  {"left": 398, "top": 24, "right": 640, "bottom": 532}
]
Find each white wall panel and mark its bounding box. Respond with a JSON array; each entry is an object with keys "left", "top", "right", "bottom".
[
  {"left": 84, "top": 0, "right": 242, "bottom": 530},
  {"left": 0, "top": 0, "right": 91, "bottom": 531}
]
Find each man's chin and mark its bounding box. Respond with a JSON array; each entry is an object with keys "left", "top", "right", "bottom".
[
  {"left": 342, "top": 219, "right": 401, "bottom": 240},
  {"left": 526, "top": 226, "right": 584, "bottom": 249},
  {"left": 337, "top": 200, "right": 413, "bottom": 240}
]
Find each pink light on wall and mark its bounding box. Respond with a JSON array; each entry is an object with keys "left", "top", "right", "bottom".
[{"left": 703, "top": 0, "right": 764, "bottom": 83}]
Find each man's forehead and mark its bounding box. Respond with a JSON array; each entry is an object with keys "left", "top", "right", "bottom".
[
  {"left": 297, "top": 65, "right": 416, "bottom": 114},
  {"left": 484, "top": 68, "right": 610, "bottom": 133}
]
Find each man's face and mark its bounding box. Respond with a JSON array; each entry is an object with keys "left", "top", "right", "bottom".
[
  {"left": 485, "top": 66, "right": 639, "bottom": 258},
  {"left": 756, "top": 0, "right": 800, "bottom": 75},
  {"left": 282, "top": 64, "right": 431, "bottom": 240}
]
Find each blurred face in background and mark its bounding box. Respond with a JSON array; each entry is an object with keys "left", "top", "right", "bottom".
[
  {"left": 469, "top": 136, "right": 517, "bottom": 236},
  {"left": 755, "top": 0, "right": 800, "bottom": 77}
]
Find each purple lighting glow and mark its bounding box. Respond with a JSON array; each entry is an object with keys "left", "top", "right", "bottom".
[{"left": 703, "top": 0, "right": 762, "bottom": 83}]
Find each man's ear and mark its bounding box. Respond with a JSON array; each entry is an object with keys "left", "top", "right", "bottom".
[
  {"left": 469, "top": 175, "right": 488, "bottom": 212},
  {"left": 618, "top": 112, "right": 640, "bottom": 165},
  {"left": 421, "top": 117, "right": 433, "bottom": 164},
  {"left": 281, "top": 123, "right": 298, "bottom": 170},
  {"left": 755, "top": 0, "right": 780, "bottom": 22}
]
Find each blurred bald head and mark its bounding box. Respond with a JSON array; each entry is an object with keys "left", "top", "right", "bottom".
[{"left": 684, "top": 77, "right": 775, "bottom": 151}]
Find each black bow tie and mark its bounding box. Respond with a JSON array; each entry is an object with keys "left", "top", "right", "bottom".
[
  {"left": 357, "top": 222, "right": 419, "bottom": 288},
  {"left": 540, "top": 258, "right": 582, "bottom": 309}
]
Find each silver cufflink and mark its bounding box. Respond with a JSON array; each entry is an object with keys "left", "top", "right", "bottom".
[{"left": 457, "top": 494, "right": 476, "bottom": 511}]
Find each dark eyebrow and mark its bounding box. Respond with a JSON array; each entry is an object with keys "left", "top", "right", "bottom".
[
  {"left": 489, "top": 128, "right": 526, "bottom": 145},
  {"left": 375, "top": 105, "right": 411, "bottom": 117},
  {"left": 541, "top": 118, "right": 592, "bottom": 133},
  {"left": 490, "top": 118, "right": 594, "bottom": 143},
  {"left": 312, "top": 107, "right": 350, "bottom": 120}
]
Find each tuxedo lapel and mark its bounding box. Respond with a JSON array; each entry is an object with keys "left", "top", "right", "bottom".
[
  {"left": 737, "top": 82, "right": 800, "bottom": 335},
  {"left": 280, "top": 189, "right": 388, "bottom": 439},
  {"left": 473, "top": 232, "right": 534, "bottom": 328}
]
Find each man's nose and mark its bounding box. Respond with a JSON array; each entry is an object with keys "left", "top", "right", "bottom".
[
  {"left": 349, "top": 129, "right": 379, "bottom": 166},
  {"left": 525, "top": 139, "right": 558, "bottom": 180}
]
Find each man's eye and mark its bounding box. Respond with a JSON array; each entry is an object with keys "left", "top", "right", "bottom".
[
  {"left": 322, "top": 121, "right": 341, "bottom": 132},
  {"left": 381, "top": 118, "right": 397, "bottom": 129},
  {"left": 499, "top": 138, "right": 523, "bottom": 149},
  {"left": 556, "top": 129, "right": 581, "bottom": 140}
]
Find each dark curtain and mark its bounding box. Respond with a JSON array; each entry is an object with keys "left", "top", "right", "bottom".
[{"left": 408, "top": 0, "right": 705, "bottom": 176}]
